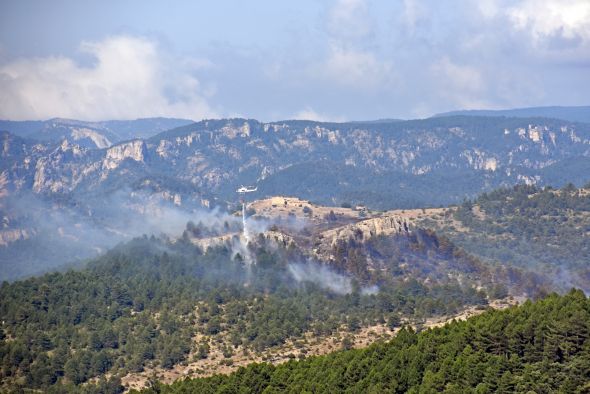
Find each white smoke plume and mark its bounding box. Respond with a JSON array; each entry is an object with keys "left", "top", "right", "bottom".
[
  {"left": 288, "top": 261, "right": 353, "bottom": 295},
  {"left": 0, "top": 187, "right": 245, "bottom": 280}
]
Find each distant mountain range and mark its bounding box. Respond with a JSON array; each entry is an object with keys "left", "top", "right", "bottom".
[
  {"left": 0, "top": 117, "right": 193, "bottom": 149},
  {"left": 3, "top": 115, "right": 590, "bottom": 209},
  {"left": 435, "top": 105, "right": 590, "bottom": 124}
]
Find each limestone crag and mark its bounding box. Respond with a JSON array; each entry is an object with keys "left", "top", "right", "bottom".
[
  {"left": 313, "top": 214, "right": 411, "bottom": 260},
  {"left": 189, "top": 233, "right": 240, "bottom": 251},
  {"left": 103, "top": 140, "right": 147, "bottom": 170},
  {"left": 261, "top": 230, "right": 296, "bottom": 248},
  {"left": 71, "top": 128, "right": 112, "bottom": 149},
  {"left": 0, "top": 228, "right": 34, "bottom": 246}
]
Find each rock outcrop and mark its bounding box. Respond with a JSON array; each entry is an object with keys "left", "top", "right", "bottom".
[
  {"left": 0, "top": 228, "right": 34, "bottom": 246},
  {"left": 312, "top": 214, "right": 411, "bottom": 260},
  {"left": 103, "top": 140, "right": 146, "bottom": 170}
]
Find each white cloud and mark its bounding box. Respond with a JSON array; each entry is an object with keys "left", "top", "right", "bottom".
[
  {"left": 2, "top": 3, "right": 587, "bottom": 123},
  {"left": 432, "top": 57, "right": 483, "bottom": 91},
  {"left": 430, "top": 57, "right": 490, "bottom": 110},
  {"left": 290, "top": 107, "right": 346, "bottom": 122},
  {"left": 311, "top": 0, "right": 395, "bottom": 91},
  {"left": 401, "top": 0, "right": 429, "bottom": 35},
  {"left": 506, "top": 0, "right": 590, "bottom": 43},
  {"left": 476, "top": 0, "right": 500, "bottom": 19},
  {"left": 0, "top": 35, "right": 218, "bottom": 121},
  {"left": 311, "top": 44, "right": 395, "bottom": 91},
  {"left": 327, "top": 0, "right": 372, "bottom": 41}
]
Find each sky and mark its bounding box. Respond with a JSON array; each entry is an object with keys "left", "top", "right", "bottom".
[{"left": 0, "top": 0, "right": 589, "bottom": 122}]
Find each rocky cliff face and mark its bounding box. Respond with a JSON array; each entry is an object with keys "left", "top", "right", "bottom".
[
  {"left": 0, "top": 228, "right": 33, "bottom": 246},
  {"left": 70, "top": 127, "right": 112, "bottom": 149},
  {"left": 103, "top": 140, "right": 146, "bottom": 170},
  {"left": 312, "top": 214, "right": 411, "bottom": 261}
]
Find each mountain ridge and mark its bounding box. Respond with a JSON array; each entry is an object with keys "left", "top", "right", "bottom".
[
  {"left": 0, "top": 117, "right": 194, "bottom": 149},
  {"left": 434, "top": 105, "right": 590, "bottom": 124},
  {"left": 5, "top": 114, "right": 589, "bottom": 208}
]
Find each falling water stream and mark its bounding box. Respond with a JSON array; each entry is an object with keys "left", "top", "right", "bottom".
[
  {"left": 242, "top": 201, "right": 250, "bottom": 244},
  {"left": 240, "top": 200, "right": 254, "bottom": 284}
]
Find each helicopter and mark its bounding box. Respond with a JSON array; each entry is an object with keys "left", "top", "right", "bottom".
[{"left": 236, "top": 185, "right": 257, "bottom": 193}]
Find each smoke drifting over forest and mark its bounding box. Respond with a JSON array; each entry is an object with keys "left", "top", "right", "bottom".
[
  {"left": 288, "top": 262, "right": 380, "bottom": 295},
  {"left": 3, "top": 188, "right": 361, "bottom": 296},
  {"left": 0, "top": 189, "right": 243, "bottom": 280},
  {"left": 288, "top": 262, "right": 353, "bottom": 295}
]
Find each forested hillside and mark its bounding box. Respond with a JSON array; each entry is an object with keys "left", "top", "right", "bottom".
[
  {"left": 138, "top": 290, "right": 590, "bottom": 393},
  {"left": 0, "top": 231, "right": 496, "bottom": 392},
  {"left": 421, "top": 183, "right": 590, "bottom": 292},
  {"left": 2, "top": 183, "right": 587, "bottom": 392}
]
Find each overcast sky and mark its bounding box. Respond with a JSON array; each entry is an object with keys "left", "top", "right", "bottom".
[{"left": 0, "top": 0, "right": 589, "bottom": 121}]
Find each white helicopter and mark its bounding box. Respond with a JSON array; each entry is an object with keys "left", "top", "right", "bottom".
[{"left": 236, "top": 185, "right": 257, "bottom": 194}]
